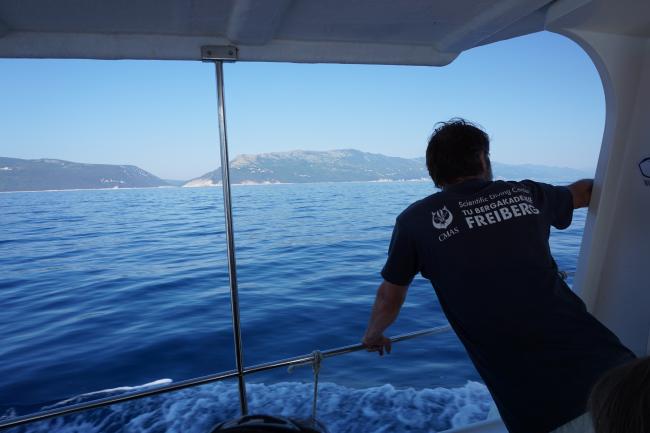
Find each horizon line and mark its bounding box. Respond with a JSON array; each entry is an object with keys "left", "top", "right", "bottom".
[{"left": 1, "top": 149, "right": 596, "bottom": 182}]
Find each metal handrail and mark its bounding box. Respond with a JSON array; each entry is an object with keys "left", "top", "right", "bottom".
[
  {"left": 246, "top": 325, "right": 452, "bottom": 375},
  {"left": 0, "top": 325, "right": 451, "bottom": 430}
]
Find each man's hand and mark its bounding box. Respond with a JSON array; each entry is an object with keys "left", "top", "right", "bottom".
[
  {"left": 362, "top": 280, "right": 408, "bottom": 356},
  {"left": 568, "top": 179, "right": 594, "bottom": 209},
  {"left": 362, "top": 333, "right": 392, "bottom": 356}
]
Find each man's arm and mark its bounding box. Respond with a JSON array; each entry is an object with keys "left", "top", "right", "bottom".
[
  {"left": 567, "top": 178, "right": 594, "bottom": 209},
  {"left": 362, "top": 280, "right": 409, "bottom": 356}
]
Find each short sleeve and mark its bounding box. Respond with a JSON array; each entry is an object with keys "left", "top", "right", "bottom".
[
  {"left": 380, "top": 218, "right": 419, "bottom": 286},
  {"left": 522, "top": 180, "right": 574, "bottom": 229}
]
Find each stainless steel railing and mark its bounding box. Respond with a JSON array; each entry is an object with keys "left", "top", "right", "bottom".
[{"left": 0, "top": 325, "right": 451, "bottom": 430}]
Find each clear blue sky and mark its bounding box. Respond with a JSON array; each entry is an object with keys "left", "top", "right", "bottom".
[{"left": 0, "top": 31, "right": 604, "bottom": 180}]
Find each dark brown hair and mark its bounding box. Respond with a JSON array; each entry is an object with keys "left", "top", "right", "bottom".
[
  {"left": 425, "top": 118, "right": 490, "bottom": 188},
  {"left": 588, "top": 357, "right": 650, "bottom": 433}
]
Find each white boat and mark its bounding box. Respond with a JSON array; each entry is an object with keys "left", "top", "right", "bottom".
[{"left": 0, "top": 0, "right": 648, "bottom": 431}]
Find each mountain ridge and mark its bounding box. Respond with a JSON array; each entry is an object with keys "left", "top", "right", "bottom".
[
  {"left": 0, "top": 157, "right": 169, "bottom": 192},
  {"left": 184, "top": 149, "right": 591, "bottom": 187},
  {"left": 0, "top": 151, "right": 592, "bottom": 192}
]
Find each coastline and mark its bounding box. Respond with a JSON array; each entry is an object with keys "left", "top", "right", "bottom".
[
  {"left": 0, "top": 185, "right": 178, "bottom": 194},
  {"left": 0, "top": 177, "right": 580, "bottom": 194},
  {"left": 0, "top": 178, "right": 433, "bottom": 193}
]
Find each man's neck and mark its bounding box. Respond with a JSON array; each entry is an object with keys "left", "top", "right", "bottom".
[{"left": 442, "top": 175, "right": 488, "bottom": 191}]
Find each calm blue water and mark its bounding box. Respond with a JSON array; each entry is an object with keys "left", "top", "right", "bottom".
[{"left": 0, "top": 182, "right": 586, "bottom": 432}]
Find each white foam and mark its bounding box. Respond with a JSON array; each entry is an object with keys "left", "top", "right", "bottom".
[
  {"left": 20, "top": 381, "right": 492, "bottom": 433},
  {"left": 183, "top": 179, "right": 219, "bottom": 187},
  {"left": 43, "top": 379, "right": 173, "bottom": 409}
]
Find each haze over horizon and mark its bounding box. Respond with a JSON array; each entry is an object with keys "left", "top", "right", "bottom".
[
  {"left": 0, "top": 148, "right": 594, "bottom": 184},
  {"left": 0, "top": 32, "right": 604, "bottom": 179},
  {"left": 0, "top": 149, "right": 592, "bottom": 193}
]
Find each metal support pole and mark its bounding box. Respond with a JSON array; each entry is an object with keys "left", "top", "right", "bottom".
[{"left": 214, "top": 60, "right": 248, "bottom": 416}]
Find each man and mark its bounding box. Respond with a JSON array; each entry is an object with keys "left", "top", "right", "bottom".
[
  {"left": 362, "top": 119, "right": 635, "bottom": 433},
  {"left": 588, "top": 356, "right": 650, "bottom": 433}
]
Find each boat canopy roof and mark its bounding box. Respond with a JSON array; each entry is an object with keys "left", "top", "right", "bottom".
[
  {"left": 0, "top": 0, "right": 556, "bottom": 65},
  {"left": 0, "top": 0, "right": 648, "bottom": 65}
]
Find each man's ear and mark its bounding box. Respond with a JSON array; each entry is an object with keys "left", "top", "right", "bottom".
[{"left": 481, "top": 152, "right": 493, "bottom": 181}]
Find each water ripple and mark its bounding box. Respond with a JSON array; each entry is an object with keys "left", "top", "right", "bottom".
[{"left": 0, "top": 183, "right": 585, "bottom": 421}]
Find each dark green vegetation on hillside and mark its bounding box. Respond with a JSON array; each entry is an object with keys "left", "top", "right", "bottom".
[
  {"left": 185, "top": 149, "right": 590, "bottom": 186},
  {"left": 0, "top": 158, "right": 168, "bottom": 192}
]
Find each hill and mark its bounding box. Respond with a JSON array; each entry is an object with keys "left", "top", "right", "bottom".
[
  {"left": 184, "top": 149, "right": 590, "bottom": 186},
  {"left": 0, "top": 157, "right": 169, "bottom": 192}
]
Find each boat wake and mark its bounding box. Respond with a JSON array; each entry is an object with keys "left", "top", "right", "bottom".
[{"left": 6, "top": 380, "right": 492, "bottom": 433}]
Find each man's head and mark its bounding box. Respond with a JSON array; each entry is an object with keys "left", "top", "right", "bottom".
[
  {"left": 588, "top": 357, "right": 650, "bottom": 433},
  {"left": 425, "top": 118, "right": 492, "bottom": 188}
]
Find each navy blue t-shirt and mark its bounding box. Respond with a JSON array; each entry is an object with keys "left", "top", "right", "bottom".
[{"left": 381, "top": 179, "right": 634, "bottom": 433}]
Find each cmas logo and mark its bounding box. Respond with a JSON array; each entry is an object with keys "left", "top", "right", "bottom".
[{"left": 432, "top": 206, "right": 453, "bottom": 230}]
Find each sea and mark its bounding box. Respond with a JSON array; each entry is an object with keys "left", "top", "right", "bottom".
[{"left": 0, "top": 181, "right": 586, "bottom": 433}]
